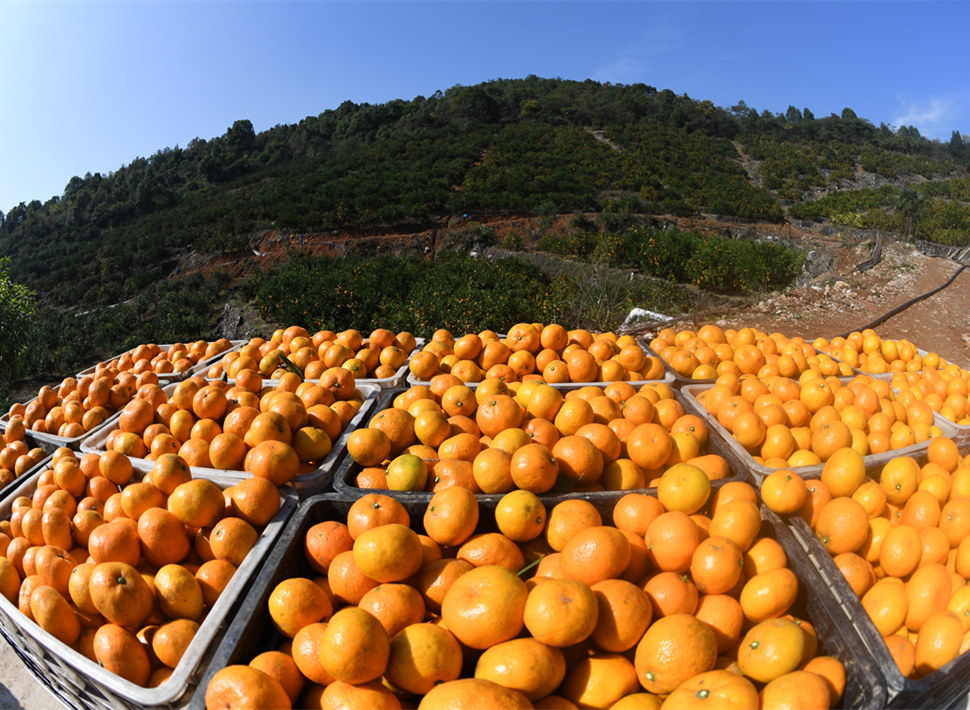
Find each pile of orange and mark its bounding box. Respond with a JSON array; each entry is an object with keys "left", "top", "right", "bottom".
[
  {"left": 6, "top": 369, "right": 165, "bottom": 441},
  {"left": 762, "top": 436, "right": 970, "bottom": 680},
  {"left": 889, "top": 368, "right": 970, "bottom": 428},
  {"left": 0, "top": 447, "right": 280, "bottom": 688},
  {"left": 694, "top": 370, "right": 947, "bottom": 470},
  {"left": 98, "top": 372, "right": 366, "bottom": 486},
  {"left": 206, "top": 483, "right": 848, "bottom": 709},
  {"left": 344, "top": 374, "right": 732, "bottom": 495},
  {"left": 83, "top": 340, "right": 236, "bottom": 381},
  {"left": 203, "top": 326, "right": 417, "bottom": 382},
  {"left": 813, "top": 330, "right": 948, "bottom": 376},
  {"left": 0, "top": 419, "right": 46, "bottom": 489},
  {"left": 406, "top": 322, "right": 665, "bottom": 385},
  {"left": 648, "top": 325, "right": 852, "bottom": 382}
]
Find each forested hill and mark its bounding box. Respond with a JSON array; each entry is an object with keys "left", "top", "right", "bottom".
[{"left": 2, "top": 75, "right": 970, "bottom": 312}]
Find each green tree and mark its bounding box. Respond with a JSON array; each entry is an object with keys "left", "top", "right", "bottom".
[
  {"left": 0, "top": 257, "right": 36, "bottom": 401},
  {"left": 893, "top": 187, "right": 927, "bottom": 240}
]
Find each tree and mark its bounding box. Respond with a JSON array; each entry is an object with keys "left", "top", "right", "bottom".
[
  {"left": 894, "top": 187, "right": 926, "bottom": 240},
  {"left": 0, "top": 257, "right": 36, "bottom": 402},
  {"left": 785, "top": 106, "right": 803, "bottom": 123},
  {"left": 949, "top": 130, "right": 965, "bottom": 157}
]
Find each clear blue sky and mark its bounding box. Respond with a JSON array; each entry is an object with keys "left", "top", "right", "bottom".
[{"left": 1, "top": 1, "right": 968, "bottom": 214}]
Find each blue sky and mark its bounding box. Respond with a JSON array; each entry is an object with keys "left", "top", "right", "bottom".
[{"left": 1, "top": 1, "right": 968, "bottom": 214}]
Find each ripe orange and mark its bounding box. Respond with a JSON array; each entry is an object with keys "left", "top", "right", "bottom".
[{"left": 634, "top": 612, "right": 717, "bottom": 694}]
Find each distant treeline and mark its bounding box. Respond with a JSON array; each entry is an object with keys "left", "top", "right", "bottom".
[{"left": 2, "top": 76, "right": 968, "bottom": 310}]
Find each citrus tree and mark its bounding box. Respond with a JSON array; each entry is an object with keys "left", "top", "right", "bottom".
[{"left": 0, "top": 257, "right": 36, "bottom": 401}]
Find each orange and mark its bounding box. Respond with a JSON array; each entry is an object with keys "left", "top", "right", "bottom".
[
  {"left": 709, "top": 497, "right": 761, "bottom": 552},
  {"left": 642, "top": 570, "right": 700, "bottom": 618},
  {"left": 154, "top": 563, "right": 205, "bottom": 620},
  {"left": 690, "top": 535, "right": 744, "bottom": 595},
  {"left": 612, "top": 492, "right": 664, "bottom": 537},
  {"left": 473, "top": 637, "right": 566, "bottom": 701},
  {"left": 927, "top": 436, "right": 961, "bottom": 473},
  {"left": 494, "top": 489, "right": 547, "bottom": 542},
  {"left": 814, "top": 497, "right": 869, "bottom": 555},
  {"left": 353, "top": 523, "right": 423, "bottom": 583},
  {"left": 832, "top": 551, "right": 876, "bottom": 598},
  {"left": 423, "top": 485, "right": 479, "bottom": 547},
  {"left": 634, "top": 612, "right": 717, "bottom": 694},
  {"left": 268, "top": 576, "right": 333, "bottom": 638},
  {"left": 905, "top": 562, "right": 952, "bottom": 634},
  {"left": 561, "top": 652, "right": 640, "bottom": 709},
  {"left": 914, "top": 610, "right": 963, "bottom": 676},
  {"left": 441, "top": 565, "right": 528, "bottom": 649},
  {"left": 383, "top": 622, "right": 463, "bottom": 697},
  {"left": 318, "top": 607, "right": 390, "bottom": 684},
  {"left": 523, "top": 577, "right": 599, "bottom": 648},
  {"left": 167, "top": 478, "right": 225, "bottom": 529},
  {"left": 761, "top": 469, "right": 809, "bottom": 515},
  {"left": 327, "top": 550, "right": 380, "bottom": 606},
  {"left": 509, "top": 442, "right": 559, "bottom": 493},
  {"left": 204, "top": 664, "right": 291, "bottom": 710},
  {"left": 88, "top": 561, "right": 154, "bottom": 628},
  {"left": 346, "top": 493, "right": 409, "bottom": 539},
  {"left": 544, "top": 499, "right": 602, "bottom": 552},
  {"left": 356, "top": 583, "right": 426, "bottom": 639},
  {"left": 880, "top": 524, "right": 923, "bottom": 578},
  {"left": 558, "top": 525, "right": 631, "bottom": 587},
  {"left": 94, "top": 624, "right": 153, "bottom": 687},
  {"left": 153, "top": 618, "right": 200, "bottom": 670},
  {"left": 739, "top": 567, "right": 799, "bottom": 622},
  {"left": 456, "top": 532, "right": 524, "bottom": 572},
  {"left": 626, "top": 423, "right": 672, "bottom": 471},
  {"left": 694, "top": 593, "right": 745, "bottom": 657},
  {"left": 900, "top": 489, "right": 942, "bottom": 531},
  {"left": 249, "top": 650, "right": 305, "bottom": 705},
  {"left": 552, "top": 435, "right": 603, "bottom": 485},
  {"left": 821, "top": 447, "right": 867, "bottom": 498},
  {"left": 419, "top": 678, "right": 532, "bottom": 709},
  {"left": 758, "top": 670, "right": 831, "bottom": 710},
  {"left": 737, "top": 616, "right": 805, "bottom": 683},
  {"left": 657, "top": 463, "right": 710, "bottom": 514},
  {"left": 588, "top": 578, "right": 652, "bottom": 653},
  {"left": 885, "top": 632, "right": 916, "bottom": 677},
  {"left": 346, "top": 428, "right": 392, "bottom": 467},
  {"left": 29, "top": 585, "right": 80, "bottom": 647},
  {"left": 646, "top": 511, "right": 701, "bottom": 574}
]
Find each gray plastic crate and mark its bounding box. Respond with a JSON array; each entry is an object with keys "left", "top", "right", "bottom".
[{"left": 0, "top": 459, "right": 297, "bottom": 710}]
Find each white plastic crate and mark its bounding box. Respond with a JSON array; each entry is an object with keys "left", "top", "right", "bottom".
[{"left": 79, "top": 382, "right": 380, "bottom": 498}]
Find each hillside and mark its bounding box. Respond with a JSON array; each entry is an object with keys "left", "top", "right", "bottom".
[{"left": 3, "top": 76, "right": 970, "bottom": 398}]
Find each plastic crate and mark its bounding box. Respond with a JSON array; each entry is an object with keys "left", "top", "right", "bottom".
[
  {"left": 640, "top": 336, "right": 855, "bottom": 388},
  {"left": 79, "top": 382, "right": 381, "bottom": 498},
  {"left": 184, "top": 492, "right": 886, "bottom": 710},
  {"left": 333, "top": 386, "right": 752, "bottom": 513},
  {"left": 203, "top": 337, "right": 424, "bottom": 390},
  {"left": 0, "top": 452, "right": 52, "bottom": 507},
  {"left": 76, "top": 341, "right": 244, "bottom": 383},
  {"left": 0, "top": 402, "right": 123, "bottom": 454},
  {"left": 762, "top": 506, "right": 888, "bottom": 710},
  {"left": 783, "top": 511, "right": 969, "bottom": 708},
  {"left": 405, "top": 369, "right": 676, "bottom": 390},
  {"left": 0, "top": 459, "right": 298, "bottom": 710},
  {"left": 679, "top": 382, "right": 963, "bottom": 484}
]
